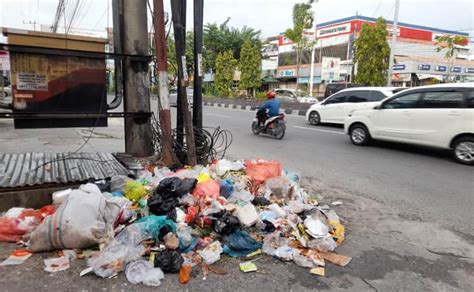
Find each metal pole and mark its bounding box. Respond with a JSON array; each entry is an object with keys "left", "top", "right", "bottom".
[
  {"left": 193, "top": 0, "right": 204, "bottom": 129},
  {"left": 171, "top": 0, "right": 197, "bottom": 165},
  {"left": 387, "top": 0, "right": 400, "bottom": 86},
  {"left": 122, "top": 0, "right": 153, "bottom": 156},
  {"left": 153, "top": 0, "right": 176, "bottom": 166},
  {"left": 109, "top": 0, "right": 123, "bottom": 110}
]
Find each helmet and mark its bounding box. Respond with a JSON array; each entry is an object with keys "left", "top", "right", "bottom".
[{"left": 266, "top": 91, "right": 276, "bottom": 99}]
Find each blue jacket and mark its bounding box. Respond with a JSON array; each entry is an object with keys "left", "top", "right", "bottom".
[{"left": 259, "top": 98, "right": 281, "bottom": 117}]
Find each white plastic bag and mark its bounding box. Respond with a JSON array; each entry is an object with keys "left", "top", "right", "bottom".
[
  {"left": 198, "top": 241, "right": 223, "bottom": 264},
  {"left": 215, "top": 159, "right": 244, "bottom": 176},
  {"left": 28, "top": 183, "right": 123, "bottom": 252},
  {"left": 234, "top": 203, "right": 258, "bottom": 227},
  {"left": 125, "top": 260, "right": 164, "bottom": 286}
]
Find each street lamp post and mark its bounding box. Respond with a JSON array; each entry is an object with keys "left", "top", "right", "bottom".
[{"left": 308, "top": 0, "right": 318, "bottom": 96}]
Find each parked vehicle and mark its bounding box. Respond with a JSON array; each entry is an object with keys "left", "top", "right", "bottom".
[
  {"left": 344, "top": 83, "right": 474, "bottom": 165},
  {"left": 251, "top": 109, "right": 286, "bottom": 139},
  {"left": 324, "top": 82, "right": 362, "bottom": 98},
  {"left": 273, "top": 88, "right": 317, "bottom": 103},
  {"left": 169, "top": 88, "right": 193, "bottom": 107},
  {"left": 306, "top": 87, "right": 406, "bottom": 125}
]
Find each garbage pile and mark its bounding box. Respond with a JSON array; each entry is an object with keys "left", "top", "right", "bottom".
[{"left": 0, "top": 159, "right": 351, "bottom": 286}]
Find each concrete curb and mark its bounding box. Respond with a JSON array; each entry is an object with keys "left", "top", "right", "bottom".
[{"left": 204, "top": 102, "right": 307, "bottom": 117}]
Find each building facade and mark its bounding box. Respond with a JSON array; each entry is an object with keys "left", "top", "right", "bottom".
[{"left": 263, "top": 15, "right": 473, "bottom": 95}]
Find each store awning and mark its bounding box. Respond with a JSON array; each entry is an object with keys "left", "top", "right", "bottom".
[
  {"left": 416, "top": 74, "right": 444, "bottom": 81},
  {"left": 261, "top": 76, "right": 279, "bottom": 83}
]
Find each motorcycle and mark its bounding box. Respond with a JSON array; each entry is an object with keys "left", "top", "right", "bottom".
[{"left": 251, "top": 109, "right": 286, "bottom": 139}]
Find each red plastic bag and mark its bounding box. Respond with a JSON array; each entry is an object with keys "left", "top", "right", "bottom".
[
  {"left": 0, "top": 217, "right": 24, "bottom": 242},
  {"left": 185, "top": 206, "right": 199, "bottom": 223},
  {"left": 245, "top": 160, "right": 282, "bottom": 185},
  {"left": 192, "top": 180, "right": 220, "bottom": 200},
  {"left": 17, "top": 205, "right": 55, "bottom": 222}
]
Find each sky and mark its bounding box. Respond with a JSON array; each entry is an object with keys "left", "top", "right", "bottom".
[{"left": 0, "top": 0, "right": 473, "bottom": 44}]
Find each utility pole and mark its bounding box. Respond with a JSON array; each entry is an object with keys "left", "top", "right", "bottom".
[
  {"left": 175, "top": 0, "right": 187, "bottom": 145},
  {"left": 111, "top": 0, "right": 123, "bottom": 110},
  {"left": 122, "top": 0, "right": 153, "bottom": 156},
  {"left": 153, "top": 0, "right": 176, "bottom": 166},
  {"left": 171, "top": 0, "right": 197, "bottom": 165},
  {"left": 387, "top": 0, "right": 400, "bottom": 86},
  {"left": 308, "top": 0, "right": 318, "bottom": 97},
  {"left": 193, "top": 0, "right": 204, "bottom": 129}
]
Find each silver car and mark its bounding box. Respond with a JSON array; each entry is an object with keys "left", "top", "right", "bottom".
[{"left": 169, "top": 88, "right": 193, "bottom": 107}]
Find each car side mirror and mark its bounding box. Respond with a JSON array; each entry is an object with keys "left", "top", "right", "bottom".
[{"left": 374, "top": 104, "right": 382, "bottom": 110}]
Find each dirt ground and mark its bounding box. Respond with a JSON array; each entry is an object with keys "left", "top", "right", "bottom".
[{"left": 1, "top": 177, "right": 473, "bottom": 292}]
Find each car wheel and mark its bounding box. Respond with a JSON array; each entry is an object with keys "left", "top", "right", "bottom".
[
  {"left": 349, "top": 124, "right": 371, "bottom": 146},
  {"left": 308, "top": 111, "right": 321, "bottom": 126},
  {"left": 453, "top": 137, "right": 474, "bottom": 165}
]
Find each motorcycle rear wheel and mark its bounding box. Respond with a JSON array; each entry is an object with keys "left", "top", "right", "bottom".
[{"left": 274, "top": 124, "right": 285, "bottom": 140}]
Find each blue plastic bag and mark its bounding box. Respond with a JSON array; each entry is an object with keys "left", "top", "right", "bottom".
[
  {"left": 222, "top": 230, "right": 262, "bottom": 257},
  {"left": 220, "top": 179, "right": 234, "bottom": 198}
]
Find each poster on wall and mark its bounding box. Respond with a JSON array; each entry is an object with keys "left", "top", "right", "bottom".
[
  {"left": 321, "top": 57, "right": 341, "bottom": 81},
  {"left": 16, "top": 73, "right": 48, "bottom": 91}
]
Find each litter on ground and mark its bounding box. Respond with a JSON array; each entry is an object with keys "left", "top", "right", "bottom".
[{"left": 0, "top": 158, "right": 351, "bottom": 286}]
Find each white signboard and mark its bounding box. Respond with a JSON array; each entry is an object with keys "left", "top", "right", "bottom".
[
  {"left": 317, "top": 23, "right": 351, "bottom": 38},
  {"left": 321, "top": 57, "right": 341, "bottom": 81},
  {"left": 17, "top": 73, "right": 48, "bottom": 91},
  {"left": 0, "top": 52, "right": 10, "bottom": 71}
]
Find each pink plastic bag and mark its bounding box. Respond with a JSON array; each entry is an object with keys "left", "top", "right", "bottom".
[
  {"left": 0, "top": 217, "right": 24, "bottom": 242},
  {"left": 245, "top": 160, "right": 282, "bottom": 186},
  {"left": 192, "top": 180, "right": 220, "bottom": 200}
]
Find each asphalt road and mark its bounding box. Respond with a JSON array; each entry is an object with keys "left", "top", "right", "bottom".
[{"left": 200, "top": 105, "right": 474, "bottom": 235}]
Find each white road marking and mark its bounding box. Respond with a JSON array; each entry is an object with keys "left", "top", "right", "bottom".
[
  {"left": 205, "top": 113, "right": 232, "bottom": 118},
  {"left": 293, "top": 125, "right": 345, "bottom": 135}
]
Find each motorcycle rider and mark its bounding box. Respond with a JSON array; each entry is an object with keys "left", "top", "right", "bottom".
[{"left": 257, "top": 91, "right": 281, "bottom": 128}]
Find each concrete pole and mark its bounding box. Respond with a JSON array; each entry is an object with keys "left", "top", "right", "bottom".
[
  {"left": 122, "top": 0, "right": 153, "bottom": 156},
  {"left": 309, "top": 0, "right": 318, "bottom": 96},
  {"left": 153, "top": 0, "right": 176, "bottom": 166},
  {"left": 387, "top": 0, "right": 400, "bottom": 86}
]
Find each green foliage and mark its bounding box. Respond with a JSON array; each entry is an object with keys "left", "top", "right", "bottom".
[
  {"left": 255, "top": 91, "right": 267, "bottom": 100},
  {"left": 166, "top": 31, "right": 195, "bottom": 81},
  {"left": 204, "top": 18, "right": 261, "bottom": 73},
  {"left": 354, "top": 17, "right": 390, "bottom": 86},
  {"left": 435, "top": 35, "right": 468, "bottom": 60},
  {"left": 284, "top": 3, "right": 314, "bottom": 89},
  {"left": 239, "top": 40, "right": 262, "bottom": 96},
  {"left": 215, "top": 50, "right": 237, "bottom": 97}
]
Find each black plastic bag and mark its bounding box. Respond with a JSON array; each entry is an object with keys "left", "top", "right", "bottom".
[
  {"left": 154, "top": 249, "right": 184, "bottom": 273},
  {"left": 262, "top": 220, "right": 276, "bottom": 232},
  {"left": 252, "top": 196, "right": 271, "bottom": 206},
  {"left": 211, "top": 211, "right": 240, "bottom": 235},
  {"left": 156, "top": 177, "right": 197, "bottom": 198},
  {"left": 148, "top": 195, "right": 179, "bottom": 217}
]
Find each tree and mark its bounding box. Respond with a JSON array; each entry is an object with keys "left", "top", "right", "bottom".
[
  {"left": 435, "top": 35, "right": 468, "bottom": 81},
  {"left": 239, "top": 40, "right": 262, "bottom": 97},
  {"left": 354, "top": 17, "right": 390, "bottom": 86},
  {"left": 166, "top": 31, "right": 195, "bottom": 84},
  {"left": 284, "top": 3, "right": 313, "bottom": 91},
  {"left": 204, "top": 18, "right": 261, "bottom": 73},
  {"left": 215, "top": 50, "right": 237, "bottom": 97}
]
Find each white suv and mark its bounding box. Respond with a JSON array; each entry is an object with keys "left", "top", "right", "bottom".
[
  {"left": 306, "top": 87, "right": 405, "bottom": 125},
  {"left": 344, "top": 83, "right": 474, "bottom": 165}
]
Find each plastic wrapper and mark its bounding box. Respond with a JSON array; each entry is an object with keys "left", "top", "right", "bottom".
[
  {"left": 192, "top": 180, "right": 220, "bottom": 200},
  {"left": 125, "top": 260, "right": 164, "bottom": 286},
  {"left": 177, "top": 224, "right": 198, "bottom": 252},
  {"left": 179, "top": 264, "right": 192, "bottom": 284},
  {"left": 215, "top": 159, "right": 245, "bottom": 176},
  {"left": 227, "top": 190, "right": 254, "bottom": 204},
  {"left": 244, "top": 160, "right": 282, "bottom": 186},
  {"left": 308, "top": 236, "right": 337, "bottom": 252},
  {"left": 124, "top": 181, "right": 148, "bottom": 202},
  {"left": 268, "top": 203, "right": 287, "bottom": 218},
  {"left": 234, "top": 203, "right": 258, "bottom": 227},
  {"left": 198, "top": 241, "right": 223, "bottom": 264},
  {"left": 223, "top": 230, "right": 262, "bottom": 257},
  {"left": 293, "top": 253, "right": 315, "bottom": 268},
  {"left": 265, "top": 176, "right": 290, "bottom": 199},
  {"left": 154, "top": 250, "right": 184, "bottom": 273},
  {"left": 274, "top": 245, "right": 296, "bottom": 261},
  {"left": 262, "top": 231, "right": 291, "bottom": 256}
]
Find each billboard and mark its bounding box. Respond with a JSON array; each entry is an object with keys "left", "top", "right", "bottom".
[{"left": 321, "top": 57, "right": 341, "bottom": 81}]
